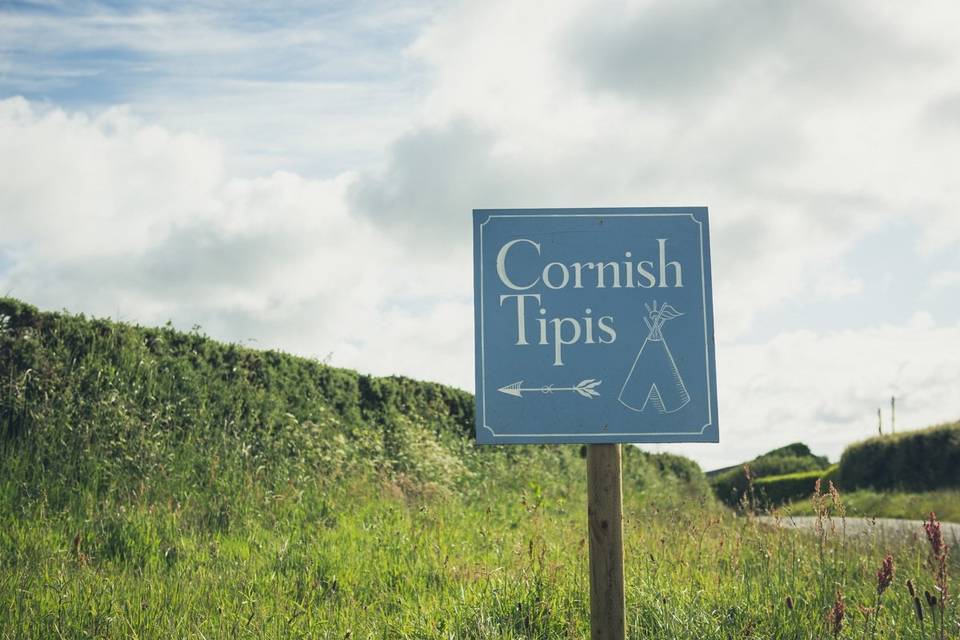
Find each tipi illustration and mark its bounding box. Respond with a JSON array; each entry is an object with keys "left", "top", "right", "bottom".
[{"left": 618, "top": 301, "right": 690, "bottom": 414}]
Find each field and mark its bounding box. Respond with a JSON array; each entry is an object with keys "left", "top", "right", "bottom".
[{"left": 1, "top": 298, "right": 958, "bottom": 638}]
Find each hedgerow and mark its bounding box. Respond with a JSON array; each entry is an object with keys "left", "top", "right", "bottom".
[{"left": 838, "top": 422, "right": 960, "bottom": 492}]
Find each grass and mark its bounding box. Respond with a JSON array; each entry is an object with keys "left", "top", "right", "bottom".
[
  {"left": 3, "top": 472, "right": 959, "bottom": 638},
  {"left": 2, "top": 297, "right": 959, "bottom": 638},
  {"left": 780, "top": 489, "right": 960, "bottom": 524}
]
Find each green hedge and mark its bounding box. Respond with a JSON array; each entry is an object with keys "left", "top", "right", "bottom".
[
  {"left": 710, "top": 442, "right": 830, "bottom": 506},
  {"left": 0, "top": 297, "right": 481, "bottom": 509},
  {"left": 838, "top": 422, "right": 960, "bottom": 492},
  {"left": 0, "top": 297, "right": 712, "bottom": 514},
  {"left": 754, "top": 465, "right": 839, "bottom": 506}
]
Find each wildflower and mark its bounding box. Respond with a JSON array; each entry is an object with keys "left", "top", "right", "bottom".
[
  {"left": 923, "top": 511, "right": 950, "bottom": 634},
  {"left": 924, "top": 512, "right": 946, "bottom": 561},
  {"left": 867, "top": 555, "right": 895, "bottom": 638},
  {"left": 828, "top": 481, "right": 845, "bottom": 516},
  {"left": 812, "top": 479, "right": 826, "bottom": 538},
  {"left": 827, "top": 588, "right": 845, "bottom": 638},
  {"left": 876, "top": 555, "right": 894, "bottom": 595},
  {"left": 740, "top": 464, "right": 755, "bottom": 513}
]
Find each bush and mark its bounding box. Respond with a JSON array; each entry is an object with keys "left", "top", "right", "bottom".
[
  {"left": 838, "top": 421, "right": 960, "bottom": 491},
  {"left": 623, "top": 448, "right": 712, "bottom": 501}
]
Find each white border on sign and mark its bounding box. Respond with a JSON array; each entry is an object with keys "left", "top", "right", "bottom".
[{"left": 479, "top": 212, "right": 714, "bottom": 439}]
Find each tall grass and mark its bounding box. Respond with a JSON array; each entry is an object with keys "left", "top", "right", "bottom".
[{"left": 4, "top": 472, "right": 957, "bottom": 638}]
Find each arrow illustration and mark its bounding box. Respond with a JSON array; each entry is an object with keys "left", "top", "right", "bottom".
[{"left": 498, "top": 379, "right": 602, "bottom": 399}]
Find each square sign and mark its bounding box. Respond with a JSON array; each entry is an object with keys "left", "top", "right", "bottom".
[{"left": 473, "top": 207, "right": 718, "bottom": 444}]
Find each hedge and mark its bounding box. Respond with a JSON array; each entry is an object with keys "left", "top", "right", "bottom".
[
  {"left": 838, "top": 421, "right": 960, "bottom": 492},
  {"left": 710, "top": 442, "right": 830, "bottom": 506},
  {"left": 753, "top": 465, "right": 839, "bottom": 506},
  {"left": 0, "top": 296, "right": 712, "bottom": 511}
]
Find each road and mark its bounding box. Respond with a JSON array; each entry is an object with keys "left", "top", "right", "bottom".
[{"left": 756, "top": 515, "right": 960, "bottom": 545}]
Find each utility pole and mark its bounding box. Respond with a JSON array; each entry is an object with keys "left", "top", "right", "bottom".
[
  {"left": 891, "top": 396, "right": 896, "bottom": 434},
  {"left": 878, "top": 408, "right": 883, "bottom": 436}
]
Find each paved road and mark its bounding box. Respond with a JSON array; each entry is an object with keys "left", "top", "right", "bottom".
[{"left": 756, "top": 515, "right": 960, "bottom": 545}]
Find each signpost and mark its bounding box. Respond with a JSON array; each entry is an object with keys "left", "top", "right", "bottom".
[{"left": 473, "top": 207, "right": 719, "bottom": 638}]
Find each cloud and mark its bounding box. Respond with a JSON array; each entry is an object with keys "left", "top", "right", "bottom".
[
  {"left": 0, "top": 97, "right": 224, "bottom": 260},
  {"left": 0, "top": 1, "right": 438, "bottom": 177},
  {"left": 925, "top": 92, "right": 960, "bottom": 130},
  {"left": 929, "top": 270, "right": 960, "bottom": 292},
  {"left": 387, "top": 0, "right": 960, "bottom": 342},
  {"left": 565, "top": 0, "right": 932, "bottom": 104},
  {"left": 0, "top": 97, "right": 473, "bottom": 388},
  {"left": 349, "top": 119, "right": 514, "bottom": 236}
]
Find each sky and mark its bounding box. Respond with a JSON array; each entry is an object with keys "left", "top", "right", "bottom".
[{"left": 2, "top": 0, "right": 959, "bottom": 471}]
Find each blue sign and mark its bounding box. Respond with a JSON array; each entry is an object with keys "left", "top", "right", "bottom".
[{"left": 473, "top": 207, "right": 718, "bottom": 444}]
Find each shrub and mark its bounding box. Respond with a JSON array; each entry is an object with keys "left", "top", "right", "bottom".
[
  {"left": 624, "top": 448, "right": 712, "bottom": 501},
  {"left": 838, "top": 422, "right": 960, "bottom": 492}
]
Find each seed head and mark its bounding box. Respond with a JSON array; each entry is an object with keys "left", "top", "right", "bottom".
[
  {"left": 924, "top": 512, "right": 946, "bottom": 560},
  {"left": 906, "top": 578, "right": 916, "bottom": 598},
  {"left": 876, "top": 555, "right": 894, "bottom": 595},
  {"left": 924, "top": 512, "right": 950, "bottom": 608},
  {"left": 828, "top": 481, "right": 844, "bottom": 513},
  {"left": 827, "top": 588, "right": 845, "bottom": 638}
]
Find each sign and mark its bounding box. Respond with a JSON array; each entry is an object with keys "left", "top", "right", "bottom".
[{"left": 473, "top": 207, "right": 718, "bottom": 444}]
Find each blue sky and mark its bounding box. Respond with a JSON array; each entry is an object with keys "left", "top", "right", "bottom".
[
  {"left": 2, "top": 0, "right": 960, "bottom": 470},
  {"left": 1, "top": 0, "right": 435, "bottom": 176}
]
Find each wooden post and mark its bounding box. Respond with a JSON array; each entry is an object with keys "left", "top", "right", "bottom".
[{"left": 587, "top": 444, "right": 625, "bottom": 640}]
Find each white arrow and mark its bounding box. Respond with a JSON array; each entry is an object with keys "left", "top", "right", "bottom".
[{"left": 497, "top": 379, "right": 602, "bottom": 399}]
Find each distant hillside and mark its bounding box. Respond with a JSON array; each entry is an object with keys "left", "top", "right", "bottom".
[
  {"left": 0, "top": 297, "right": 709, "bottom": 517},
  {"left": 705, "top": 443, "right": 828, "bottom": 478},
  {"left": 710, "top": 442, "right": 830, "bottom": 506}
]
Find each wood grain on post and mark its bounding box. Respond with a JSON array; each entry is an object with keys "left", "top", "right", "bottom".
[{"left": 587, "top": 444, "right": 625, "bottom": 640}]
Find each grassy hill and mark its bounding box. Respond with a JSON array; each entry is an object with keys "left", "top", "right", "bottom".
[
  {"left": 2, "top": 298, "right": 957, "bottom": 638},
  {"left": 709, "top": 442, "right": 831, "bottom": 506}
]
